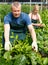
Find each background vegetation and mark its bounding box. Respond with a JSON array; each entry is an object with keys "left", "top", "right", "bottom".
[{"left": 0, "top": 4, "right": 48, "bottom": 65}]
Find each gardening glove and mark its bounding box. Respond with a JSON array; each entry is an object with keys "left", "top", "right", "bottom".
[
  {"left": 4, "top": 41, "right": 12, "bottom": 51},
  {"left": 32, "top": 41, "right": 38, "bottom": 52}
]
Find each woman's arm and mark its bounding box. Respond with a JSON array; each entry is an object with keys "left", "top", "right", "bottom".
[
  {"left": 32, "top": 14, "right": 45, "bottom": 27},
  {"left": 32, "top": 23, "right": 45, "bottom": 27},
  {"left": 38, "top": 14, "right": 42, "bottom": 24},
  {"left": 32, "top": 23, "right": 44, "bottom": 27}
]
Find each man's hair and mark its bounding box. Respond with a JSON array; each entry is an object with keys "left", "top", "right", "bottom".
[{"left": 11, "top": 2, "right": 21, "bottom": 8}]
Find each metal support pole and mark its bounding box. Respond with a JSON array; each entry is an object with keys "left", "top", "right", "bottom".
[
  {"left": 41, "top": 0, "right": 42, "bottom": 11},
  {"left": 46, "top": 0, "right": 47, "bottom": 9},
  {"left": 30, "top": 0, "right": 32, "bottom": 13}
]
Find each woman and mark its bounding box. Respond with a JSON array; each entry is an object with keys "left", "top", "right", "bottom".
[{"left": 29, "top": 5, "right": 45, "bottom": 28}]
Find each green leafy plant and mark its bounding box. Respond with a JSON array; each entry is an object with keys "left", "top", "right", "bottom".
[{"left": 0, "top": 4, "right": 48, "bottom": 65}]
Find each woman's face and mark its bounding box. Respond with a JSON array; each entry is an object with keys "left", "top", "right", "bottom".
[
  {"left": 34, "top": 8, "right": 39, "bottom": 14},
  {"left": 33, "top": 5, "right": 39, "bottom": 14}
]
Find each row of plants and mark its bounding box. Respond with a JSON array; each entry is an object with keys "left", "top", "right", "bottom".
[
  {"left": 0, "top": 35, "right": 48, "bottom": 65},
  {"left": 0, "top": 4, "right": 48, "bottom": 65}
]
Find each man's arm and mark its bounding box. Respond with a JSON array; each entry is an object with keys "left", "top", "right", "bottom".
[
  {"left": 4, "top": 24, "right": 11, "bottom": 51},
  {"left": 4, "top": 24, "right": 10, "bottom": 42},
  {"left": 27, "top": 24, "right": 38, "bottom": 52},
  {"left": 24, "top": 13, "right": 38, "bottom": 52},
  {"left": 27, "top": 24, "right": 36, "bottom": 42}
]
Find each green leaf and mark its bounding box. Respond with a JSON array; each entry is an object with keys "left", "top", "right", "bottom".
[
  {"left": 14, "top": 55, "right": 27, "bottom": 65},
  {"left": 6, "top": 60, "right": 13, "bottom": 65},
  {"left": 0, "top": 57, "right": 6, "bottom": 65},
  {"left": 43, "top": 58, "right": 48, "bottom": 65},
  {"left": 3, "top": 51, "right": 12, "bottom": 60}
]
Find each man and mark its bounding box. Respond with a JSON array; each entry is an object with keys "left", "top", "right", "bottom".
[{"left": 4, "top": 2, "right": 38, "bottom": 52}]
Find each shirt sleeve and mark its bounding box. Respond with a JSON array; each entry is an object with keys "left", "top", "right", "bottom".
[
  {"left": 29, "top": 13, "right": 31, "bottom": 19},
  {"left": 24, "top": 14, "right": 32, "bottom": 26},
  {"left": 4, "top": 15, "right": 10, "bottom": 24}
]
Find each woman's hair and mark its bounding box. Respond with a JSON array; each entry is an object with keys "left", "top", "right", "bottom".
[{"left": 32, "top": 4, "right": 39, "bottom": 12}]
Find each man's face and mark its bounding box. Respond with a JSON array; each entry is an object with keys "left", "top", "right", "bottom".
[{"left": 11, "top": 6, "right": 21, "bottom": 18}]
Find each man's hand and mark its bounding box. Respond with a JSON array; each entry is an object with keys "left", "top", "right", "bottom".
[
  {"left": 32, "top": 42, "right": 38, "bottom": 52},
  {"left": 4, "top": 41, "right": 12, "bottom": 51}
]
